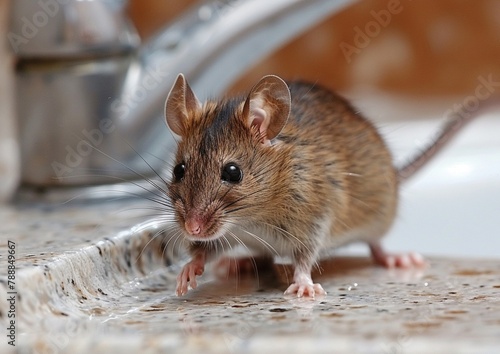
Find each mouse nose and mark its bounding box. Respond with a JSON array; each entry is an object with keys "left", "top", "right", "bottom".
[
  {"left": 185, "top": 218, "right": 202, "bottom": 236},
  {"left": 184, "top": 209, "right": 218, "bottom": 238}
]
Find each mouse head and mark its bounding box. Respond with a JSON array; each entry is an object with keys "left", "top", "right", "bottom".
[{"left": 164, "top": 73, "right": 291, "bottom": 241}]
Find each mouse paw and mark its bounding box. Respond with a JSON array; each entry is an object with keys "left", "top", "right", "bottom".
[
  {"left": 176, "top": 259, "right": 205, "bottom": 296},
  {"left": 383, "top": 252, "right": 426, "bottom": 268},
  {"left": 284, "top": 281, "right": 326, "bottom": 298},
  {"left": 284, "top": 268, "right": 326, "bottom": 298},
  {"left": 370, "top": 244, "right": 425, "bottom": 268}
]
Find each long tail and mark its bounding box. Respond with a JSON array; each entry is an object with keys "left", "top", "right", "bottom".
[{"left": 397, "top": 98, "right": 498, "bottom": 183}]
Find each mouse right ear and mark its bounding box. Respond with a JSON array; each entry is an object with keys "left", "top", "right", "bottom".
[{"left": 165, "top": 74, "right": 201, "bottom": 137}]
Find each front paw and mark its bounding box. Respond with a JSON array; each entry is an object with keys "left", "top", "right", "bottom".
[{"left": 176, "top": 261, "right": 205, "bottom": 296}]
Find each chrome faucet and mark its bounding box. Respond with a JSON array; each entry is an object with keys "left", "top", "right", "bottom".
[{"left": 9, "top": 0, "right": 355, "bottom": 188}]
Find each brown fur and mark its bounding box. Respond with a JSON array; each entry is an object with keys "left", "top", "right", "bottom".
[{"left": 167, "top": 77, "right": 397, "bottom": 272}]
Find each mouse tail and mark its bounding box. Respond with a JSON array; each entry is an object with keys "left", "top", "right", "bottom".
[{"left": 397, "top": 98, "right": 498, "bottom": 183}]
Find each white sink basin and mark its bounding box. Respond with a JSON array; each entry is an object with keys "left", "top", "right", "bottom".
[{"left": 344, "top": 93, "right": 500, "bottom": 259}]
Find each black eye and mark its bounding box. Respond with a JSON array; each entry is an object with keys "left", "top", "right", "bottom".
[
  {"left": 221, "top": 163, "right": 243, "bottom": 184},
  {"left": 173, "top": 162, "right": 185, "bottom": 182}
]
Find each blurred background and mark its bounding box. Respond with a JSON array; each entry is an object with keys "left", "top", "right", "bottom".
[{"left": 128, "top": 0, "right": 500, "bottom": 96}]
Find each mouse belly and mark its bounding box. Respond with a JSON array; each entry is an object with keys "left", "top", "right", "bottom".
[{"left": 223, "top": 213, "right": 394, "bottom": 259}]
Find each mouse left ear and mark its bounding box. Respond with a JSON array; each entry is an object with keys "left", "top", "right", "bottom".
[{"left": 243, "top": 75, "right": 291, "bottom": 145}]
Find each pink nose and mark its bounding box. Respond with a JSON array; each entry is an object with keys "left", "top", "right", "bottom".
[{"left": 185, "top": 219, "right": 202, "bottom": 235}]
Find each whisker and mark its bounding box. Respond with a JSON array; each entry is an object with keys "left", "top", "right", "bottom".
[
  {"left": 133, "top": 227, "right": 168, "bottom": 265},
  {"left": 259, "top": 222, "right": 310, "bottom": 253},
  {"left": 57, "top": 173, "right": 170, "bottom": 206},
  {"left": 224, "top": 204, "right": 254, "bottom": 215},
  {"left": 226, "top": 230, "right": 260, "bottom": 285},
  {"left": 121, "top": 139, "right": 171, "bottom": 188},
  {"left": 258, "top": 221, "right": 321, "bottom": 276},
  {"left": 341, "top": 172, "right": 363, "bottom": 178},
  {"left": 226, "top": 222, "right": 280, "bottom": 259},
  {"left": 221, "top": 187, "right": 267, "bottom": 211},
  {"left": 167, "top": 231, "right": 185, "bottom": 263},
  {"left": 209, "top": 182, "right": 227, "bottom": 211},
  {"left": 71, "top": 138, "right": 170, "bottom": 196},
  {"left": 227, "top": 225, "right": 292, "bottom": 286}
]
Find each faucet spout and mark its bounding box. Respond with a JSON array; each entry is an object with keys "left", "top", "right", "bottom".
[{"left": 11, "top": 0, "right": 356, "bottom": 188}]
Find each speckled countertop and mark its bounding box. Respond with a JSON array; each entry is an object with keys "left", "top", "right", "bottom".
[{"left": 0, "top": 197, "right": 499, "bottom": 354}]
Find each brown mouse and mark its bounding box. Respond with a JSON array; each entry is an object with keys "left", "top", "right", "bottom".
[{"left": 164, "top": 73, "right": 478, "bottom": 297}]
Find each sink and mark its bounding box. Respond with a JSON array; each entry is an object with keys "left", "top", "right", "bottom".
[
  {"left": 1, "top": 94, "right": 499, "bottom": 353},
  {"left": 351, "top": 92, "right": 500, "bottom": 259}
]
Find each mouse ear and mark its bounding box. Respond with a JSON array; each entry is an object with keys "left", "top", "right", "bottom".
[
  {"left": 165, "top": 73, "right": 201, "bottom": 137},
  {"left": 243, "top": 75, "right": 291, "bottom": 144}
]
